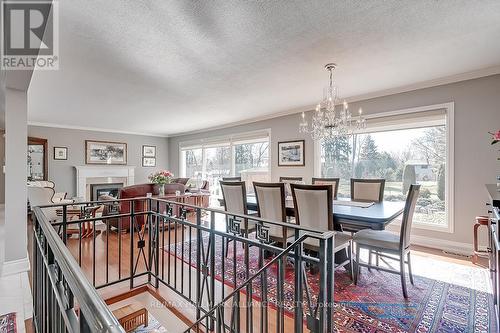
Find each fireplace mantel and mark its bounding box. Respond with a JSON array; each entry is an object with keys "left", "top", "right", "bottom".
[{"left": 74, "top": 165, "right": 135, "bottom": 200}]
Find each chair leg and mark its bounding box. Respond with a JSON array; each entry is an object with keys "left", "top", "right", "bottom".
[
  {"left": 368, "top": 249, "right": 372, "bottom": 272},
  {"left": 407, "top": 252, "right": 414, "bottom": 285},
  {"left": 376, "top": 251, "right": 380, "bottom": 268},
  {"left": 348, "top": 242, "right": 354, "bottom": 280},
  {"left": 400, "top": 254, "right": 408, "bottom": 298},
  {"left": 473, "top": 222, "right": 481, "bottom": 264},
  {"left": 225, "top": 238, "right": 230, "bottom": 257},
  {"left": 354, "top": 243, "right": 361, "bottom": 285}
]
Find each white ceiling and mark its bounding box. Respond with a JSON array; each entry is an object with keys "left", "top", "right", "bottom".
[{"left": 28, "top": 0, "right": 500, "bottom": 137}]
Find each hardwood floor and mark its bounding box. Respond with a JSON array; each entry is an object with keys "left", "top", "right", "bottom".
[{"left": 27, "top": 213, "right": 489, "bottom": 332}]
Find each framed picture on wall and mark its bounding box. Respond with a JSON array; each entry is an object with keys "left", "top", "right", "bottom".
[
  {"left": 278, "top": 140, "right": 305, "bottom": 166},
  {"left": 142, "top": 145, "right": 156, "bottom": 157},
  {"left": 53, "top": 147, "right": 68, "bottom": 160},
  {"left": 85, "top": 140, "right": 127, "bottom": 165},
  {"left": 142, "top": 157, "right": 156, "bottom": 167}
]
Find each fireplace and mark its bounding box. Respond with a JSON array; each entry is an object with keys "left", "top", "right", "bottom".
[
  {"left": 90, "top": 183, "right": 123, "bottom": 201},
  {"left": 75, "top": 166, "right": 135, "bottom": 201}
]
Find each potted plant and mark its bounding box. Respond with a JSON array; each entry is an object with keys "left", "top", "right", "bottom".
[{"left": 148, "top": 170, "right": 173, "bottom": 196}]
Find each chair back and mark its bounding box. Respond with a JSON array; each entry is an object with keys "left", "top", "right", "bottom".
[
  {"left": 351, "top": 178, "right": 385, "bottom": 202},
  {"left": 222, "top": 177, "right": 241, "bottom": 182},
  {"left": 399, "top": 184, "right": 421, "bottom": 250},
  {"left": 27, "top": 180, "right": 55, "bottom": 188},
  {"left": 279, "top": 176, "right": 303, "bottom": 182},
  {"left": 280, "top": 177, "right": 304, "bottom": 197},
  {"left": 253, "top": 182, "right": 287, "bottom": 241},
  {"left": 291, "top": 184, "right": 332, "bottom": 232},
  {"left": 253, "top": 182, "right": 286, "bottom": 221},
  {"left": 28, "top": 186, "right": 58, "bottom": 222},
  {"left": 28, "top": 186, "right": 55, "bottom": 206},
  {"left": 312, "top": 177, "right": 340, "bottom": 199},
  {"left": 220, "top": 181, "right": 247, "bottom": 215}
]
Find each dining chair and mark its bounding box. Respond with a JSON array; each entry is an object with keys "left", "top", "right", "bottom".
[
  {"left": 312, "top": 177, "right": 340, "bottom": 199},
  {"left": 280, "top": 176, "right": 304, "bottom": 198},
  {"left": 290, "top": 183, "right": 353, "bottom": 278},
  {"left": 222, "top": 176, "right": 242, "bottom": 182},
  {"left": 220, "top": 180, "right": 257, "bottom": 257},
  {"left": 353, "top": 184, "right": 421, "bottom": 298},
  {"left": 253, "top": 182, "right": 294, "bottom": 249},
  {"left": 279, "top": 176, "right": 303, "bottom": 182},
  {"left": 350, "top": 178, "right": 385, "bottom": 202}
]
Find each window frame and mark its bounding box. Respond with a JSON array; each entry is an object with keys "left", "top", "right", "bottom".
[
  {"left": 179, "top": 128, "right": 272, "bottom": 183},
  {"left": 314, "top": 102, "right": 455, "bottom": 233}
]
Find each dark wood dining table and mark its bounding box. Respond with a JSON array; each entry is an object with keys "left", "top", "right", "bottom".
[{"left": 245, "top": 195, "right": 405, "bottom": 231}]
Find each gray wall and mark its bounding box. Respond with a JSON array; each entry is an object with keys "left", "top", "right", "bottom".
[
  {"left": 169, "top": 75, "right": 500, "bottom": 248},
  {"left": 28, "top": 126, "right": 169, "bottom": 197}
]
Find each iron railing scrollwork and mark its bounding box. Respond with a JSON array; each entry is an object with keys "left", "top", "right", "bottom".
[{"left": 33, "top": 196, "right": 338, "bottom": 333}]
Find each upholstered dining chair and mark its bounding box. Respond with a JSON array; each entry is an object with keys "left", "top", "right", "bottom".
[
  {"left": 220, "top": 180, "right": 257, "bottom": 257},
  {"left": 222, "top": 176, "right": 242, "bottom": 182},
  {"left": 312, "top": 177, "right": 340, "bottom": 199},
  {"left": 353, "top": 184, "right": 421, "bottom": 298},
  {"left": 350, "top": 178, "right": 386, "bottom": 202},
  {"left": 279, "top": 176, "right": 304, "bottom": 198},
  {"left": 290, "top": 183, "right": 353, "bottom": 278},
  {"left": 253, "top": 182, "right": 295, "bottom": 248}
]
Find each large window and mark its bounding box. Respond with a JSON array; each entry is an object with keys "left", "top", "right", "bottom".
[
  {"left": 317, "top": 105, "right": 453, "bottom": 231},
  {"left": 180, "top": 130, "right": 270, "bottom": 199}
]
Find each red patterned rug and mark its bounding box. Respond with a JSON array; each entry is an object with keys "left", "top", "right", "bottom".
[
  {"left": 0, "top": 312, "right": 17, "bottom": 333},
  {"left": 165, "top": 236, "right": 496, "bottom": 332}
]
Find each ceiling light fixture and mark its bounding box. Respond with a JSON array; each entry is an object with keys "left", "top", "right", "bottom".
[{"left": 299, "top": 63, "right": 366, "bottom": 140}]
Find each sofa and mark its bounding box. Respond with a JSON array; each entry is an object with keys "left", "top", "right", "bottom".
[{"left": 114, "top": 183, "right": 186, "bottom": 231}]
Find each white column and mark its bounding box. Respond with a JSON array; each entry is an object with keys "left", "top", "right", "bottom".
[{"left": 3, "top": 88, "right": 28, "bottom": 275}]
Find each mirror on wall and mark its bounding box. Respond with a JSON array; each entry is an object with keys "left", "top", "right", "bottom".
[{"left": 27, "top": 137, "right": 48, "bottom": 181}]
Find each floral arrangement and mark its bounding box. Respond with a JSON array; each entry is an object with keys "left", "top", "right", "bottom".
[
  {"left": 148, "top": 170, "right": 173, "bottom": 185},
  {"left": 491, "top": 130, "right": 500, "bottom": 145}
]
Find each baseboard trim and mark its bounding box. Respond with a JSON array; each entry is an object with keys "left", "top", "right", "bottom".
[
  {"left": 1, "top": 256, "right": 30, "bottom": 276},
  {"left": 410, "top": 235, "right": 476, "bottom": 256}
]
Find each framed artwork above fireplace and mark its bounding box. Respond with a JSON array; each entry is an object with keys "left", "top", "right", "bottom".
[{"left": 85, "top": 140, "right": 127, "bottom": 165}]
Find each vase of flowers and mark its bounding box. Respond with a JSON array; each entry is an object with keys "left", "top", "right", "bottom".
[{"left": 148, "top": 170, "right": 173, "bottom": 196}]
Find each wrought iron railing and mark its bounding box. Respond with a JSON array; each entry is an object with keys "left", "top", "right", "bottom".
[
  {"left": 32, "top": 205, "right": 125, "bottom": 333},
  {"left": 32, "top": 196, "right": 337, "bottom": 333}
]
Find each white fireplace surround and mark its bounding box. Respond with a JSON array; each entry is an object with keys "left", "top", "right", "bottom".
[{"left": 74, "top": 166, "right": 135, "bottom": 200}]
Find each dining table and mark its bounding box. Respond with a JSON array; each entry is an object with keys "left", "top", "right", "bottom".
[
  {"left": 245, "top": 195, "right": 405, "bottom": 232},
  {"left": 243, "top": 194, "right": 405, "bottom": 270}
]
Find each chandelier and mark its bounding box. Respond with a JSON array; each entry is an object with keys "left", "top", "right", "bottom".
[{"left": 299, "top": 63, "right": 366, "bottom": 140}]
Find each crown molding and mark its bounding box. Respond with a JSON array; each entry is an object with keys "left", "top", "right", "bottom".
[
  {"left": 344, "top": 65, "right": 500, "bottom": 103},
  {"left": 28, "top": 121, "right": 169, "bottom": 138}
]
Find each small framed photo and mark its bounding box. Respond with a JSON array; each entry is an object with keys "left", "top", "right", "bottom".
[
  {"left": 142, "top": 145, "right": 156, "bottom": 157},
  {"left": 142, "top": 157, "right": 156, "bottom": 167},
  {"left": 278, "top": 140, "right": 305, "bottom": 166},
  {"left": 53, "top": 147, "right": 68, "bottom": 160}
]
